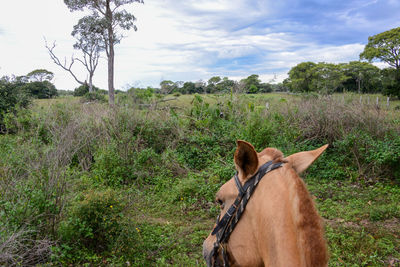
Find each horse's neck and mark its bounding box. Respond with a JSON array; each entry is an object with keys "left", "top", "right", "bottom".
[{"left": 252, "top": 168, "right": 328, "bottom": 267}]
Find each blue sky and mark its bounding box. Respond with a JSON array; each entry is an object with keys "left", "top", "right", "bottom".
[{"left": 0, "top": 0, "right": 399, "bottom": 90}]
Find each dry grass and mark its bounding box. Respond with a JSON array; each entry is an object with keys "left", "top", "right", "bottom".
[
  {"left": 281, "top": 96, "right": 398, "bottom": 143},
  {"left": 0, "top": 228, "right": 53, "bottom": 266}
]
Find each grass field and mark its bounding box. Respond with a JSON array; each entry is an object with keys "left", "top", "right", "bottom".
[{"left": 1, "top": 92, "right": 399, "bottom": 266}]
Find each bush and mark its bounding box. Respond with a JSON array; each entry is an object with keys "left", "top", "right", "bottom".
[
  {"left": 82, "top": 91, "right": 107, "bottom": 103},
  {"left": 0, "top": 77, "right": 31, "bottom": 132},
  {"left": 73, "top": 84, "right": 101, "bottom": 97},
  {"left": 22, "top": 81, "right": 58, "bottom": 99},
  {"left": 58, "top": 189, "right": 124, "bottom": 259}
]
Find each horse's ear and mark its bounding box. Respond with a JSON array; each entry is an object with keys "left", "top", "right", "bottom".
[
  {"left": 285, "top": 144, "right": 328, "bottom": 174},
  {"left": 234, "top": 140, "right": 259, "bottom": 182}
]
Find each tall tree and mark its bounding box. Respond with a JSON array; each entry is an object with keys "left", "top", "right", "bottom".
[
  {"left": 310, "top": 63, "right": 348, "bottom": 94},
  {"left": 286, "top": 62, "right": 317, "bottom": 92},
  {"left": 71, "top": 14, "right": 104, "bottom": 92},
  {"left": 360, "top": 27, "right": 400, "bottom": 97},
  {"left": 64, "top": 0, "right": 144, "bottom": 106},
  {"left": 360, "top": 27, "right": 400, "bottom": 70},
  {"left": 26, "top": 69, "right": 54, "bottom": 82}
]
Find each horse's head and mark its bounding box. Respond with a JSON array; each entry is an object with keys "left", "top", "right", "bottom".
[{"left": 203, "top": 140, "right": 329, "bottom": 267}]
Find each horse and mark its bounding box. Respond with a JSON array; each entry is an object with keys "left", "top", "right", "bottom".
[{"left": 203, "top": 140, "right": 329, "bottom": 267}]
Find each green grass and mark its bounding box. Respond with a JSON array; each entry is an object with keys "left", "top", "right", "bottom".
[{"left": 305, "top": 177, "right": 400, "bottom": 266}]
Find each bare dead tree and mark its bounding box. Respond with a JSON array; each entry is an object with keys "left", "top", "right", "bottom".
[
  {"left": 45, "top": 40, "right": 86, "bottom": 88},
  {"left": 45, "top": 39, "right": 100, "bottom": 92}
]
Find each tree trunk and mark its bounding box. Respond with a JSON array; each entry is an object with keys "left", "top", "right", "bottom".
[
  {"left": 108, "top": 43, "right": 115, "bottom": 106},
  {"left": 89, "top": 74, "right": 93, "bottom": 93},
  {"left": 106, "top": 1, "right": 115, "bottom": 107}
]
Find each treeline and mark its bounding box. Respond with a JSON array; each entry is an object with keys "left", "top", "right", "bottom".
[
  {"left": 153, "top": 61, "right": 399, "bottom": 98},
  {"left": 283, "top": 61, "right": 399, "bottom": 97},
  {"left": 158, "top": 74, "right": 285, "bottom": 95},
  {"left": 0, "top": 69, "right": 58, "bottom": 99}
]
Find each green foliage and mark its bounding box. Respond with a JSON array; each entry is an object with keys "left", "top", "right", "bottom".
[
  {"left": 160, "top": 80, "right": 176, "bottom": 94},
  {"left": 0, "top": 77, "right": 31, "bottom": 131},
  {"left": 83, "top": 91, "right": 107, "bottom": 102},
  {"left": 58, "top": 189, "right": 124, "bottom": 259},
  {"left": 127, "top": 87, "right": 155, "bottom": 103},
  {"left": 2, "top": 106, "right": 34, "bottom": 134},
  {"left": 360, "top": 27, "right": 400, "bottom": 98},
  {"left": 241, "top": 74, "right": 261, "bottom": 93},
  {"left": 22, "top": 81, "right": 58, "bottom": 99},
  {"left": 57, "top": 89, "right": 75, "bottom": 96},
  {"left": 182, "top": 81, "right": 198, "bottom": 94},
  {"left": 285, "top": 61, "right": 386, "bottom": 94},
  {"left": 74, "top": 84, "right": 101, "bottom": 96},
  {"left": 381, "top": 68, "right": 400, "bottom": 98},
  {"left": 285, "top": 61, "right": 317, "bottom": 92},
  {"left": 26, "top": 69, "right": 54, "bottom": 82},
  {"left": 342, "top": 61, "right": 382, "bottom": 93},
  {"left": 1, "top": 94, "right": 400, "bottom": 266},
  {"left": 360, "top": 27, "right": 400, "bottom": 70}
]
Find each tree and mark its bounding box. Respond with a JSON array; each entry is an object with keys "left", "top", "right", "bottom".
[
  {"left": 258, "top": 83, "right": 273, "bottom": 93},
  {"left": 26, "top": 69, "right": 54, "bottom": 82},
  {"left": 219, "top": 77, "right": 235, "bottom": 93},
  {"left": 360, "top": 27, "right": 400, "bottom": 70},
  {"left": 24, "top": 69, "right": 58, "bottom": 98},
  {"left": 71, "top": 14, "right": 104, "bottom": 92},
  {"left": 64, "top": 0, "right": 144, "bottom": 106},
  {"left": 286, "top": 62, "right": 317, "bottom": 92},
  {"left": 195, "top": 80, "right": 206, "bottom": 94},
  {"left": 182, "top": 82, "right": 196, "bottom": 94},
  {"left": 207, "top": 76, "right": 221, "bottom": 93},
  {"left": 241, "top": 74, "right": 261, "bottom": 93},
  {"left": 46, "top": 41, "right": 93, "bottom": 90},
  {"left": 310, "top": 63, "right": 349, "bottom": 94},
  {"left": 341, "top": 61, "right": 382, "bottom": 93},
  {"left": 160, "top": 80, "right": 176, "bottom": 94},
  {"left": 360, "top": 27, "right": 400, "bottom": 97},
  {"left": 46, "top": 13, "right": 103, "bottom": 93},
  {"left": 381, "top": 68, "right": 400, "bottom": 97}
]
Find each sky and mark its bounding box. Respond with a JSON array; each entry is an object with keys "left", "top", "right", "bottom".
[{"left": 0, "top": 0, "right": 399, "bottom": 90}]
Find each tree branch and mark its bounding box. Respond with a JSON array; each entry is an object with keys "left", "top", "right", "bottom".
[{"left": 45, "top": 40, "right": 85, "bottom": 86}]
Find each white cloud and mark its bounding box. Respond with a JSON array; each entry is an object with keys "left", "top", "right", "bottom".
[{"left": 0, "top": 0, "right": 394, "bottom": 90}]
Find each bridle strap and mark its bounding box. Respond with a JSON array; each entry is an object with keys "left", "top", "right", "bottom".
[
  {"left": 212, "top": 161, "right": 279, "bottom": 236},
  {"left": 211, "top": 160, "right": 284, "bottom": 266},
  {"left": 234, "top": 172, "right": 245, "bottom": 195}
]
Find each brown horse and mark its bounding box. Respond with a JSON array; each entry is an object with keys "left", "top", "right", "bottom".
[{"left": 203, "top": 140, "right": 329, "bottom": 267}]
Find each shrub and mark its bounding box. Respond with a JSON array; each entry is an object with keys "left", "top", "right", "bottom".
[
  {"left": 0, "top": 77, "right": 31, "bottom": 132},
  {"left": 73, "top": 84, "right": 101, "bottom": 97},
  {"left": 82, "top": 91, "right": 107, "bottom": 103},
  {"left": 22, "top": 81, "right": 58, "bottom": 99},
  {"left": 58, "top": 189, "right": 124, "bottom": 258}
]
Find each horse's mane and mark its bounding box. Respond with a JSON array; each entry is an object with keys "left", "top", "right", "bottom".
[
  {"left": 261, "top": 147, "right": 328, "bottom": 266},
  {"left": 258, "top": 147, "right": 285, "bottom": 163},
  {"left": 293, "top": 172, "right": 328, "bottom": 266}
]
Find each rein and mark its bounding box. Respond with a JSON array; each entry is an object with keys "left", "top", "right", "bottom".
[{"left": 210, "top": 160, "right": 284, "bottom": 267}]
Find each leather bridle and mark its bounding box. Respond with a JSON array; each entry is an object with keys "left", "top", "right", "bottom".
[{"left": 210, "top": 160, "right": 284, "bottom": 267}]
